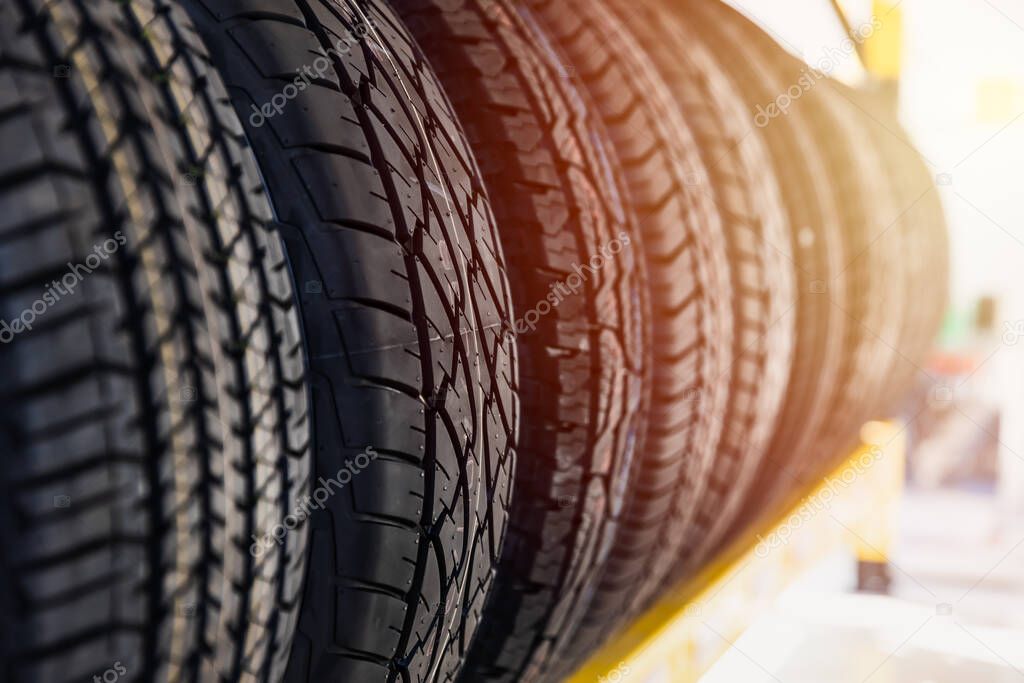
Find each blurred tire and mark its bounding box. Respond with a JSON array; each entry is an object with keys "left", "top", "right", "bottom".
[
  {"left": 518, "top": 0, "right": 740, "bottom": 673},
  {"left": 178, "top": 1, "right": 519, "bottom": 681},
  {"left": 678, "top": 0, "right": 898, "bottom": 531},
  {"left": 795, "top": 80, "right": 909, "bottom": 491},
  {"left": 605, "top": 0, "right": 797, "bottom": 588},
  {"left": 0, "top": 1, "right": 310, "bottom": 681},
  {"left": 834, "top": 83, "right": 950, "bottom": 415},
  {"left": 394, "top": 0, "right": 650, "bottom": 680}
]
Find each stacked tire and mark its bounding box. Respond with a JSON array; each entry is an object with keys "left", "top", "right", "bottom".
[{"left": 0, "top": 1, "right": 947, "bottom": 683}]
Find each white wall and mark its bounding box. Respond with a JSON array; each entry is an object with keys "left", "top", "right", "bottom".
[{"left": 900, "top": 0, "right": 1024, "bottom": 316}]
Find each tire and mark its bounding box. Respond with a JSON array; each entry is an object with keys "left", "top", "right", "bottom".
[
  {"left": 393, "top": 1, "right": 649, "bottom": 680},
  {"left": 0, "top": 1, "right": 310, "bottom": 682},
  {"left": 519, "top": 0, "right": 738, "bottom": 673},
  {"left": 672, "top": 0, "right": 853, "bottom": 555},
  {"left": 795, "top": 80, "right": 908, "bottom": 490},
  {"left": 177, "top": 1, "right": 520, "bottom": 681},
  {"left": 603, "top": 0, "right": 797, "bottom": 588},
  {"left": 832, "top": 83, "right": 949, "bottom": 416}
]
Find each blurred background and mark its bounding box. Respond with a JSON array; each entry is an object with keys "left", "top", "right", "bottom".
[{"left": 699, "top": 0, "right": 1024, "bottom": 680}]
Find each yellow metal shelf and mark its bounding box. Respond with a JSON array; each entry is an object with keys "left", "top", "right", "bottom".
[{"left": 567, "top": 421, "right": 907, "bottom": 683}]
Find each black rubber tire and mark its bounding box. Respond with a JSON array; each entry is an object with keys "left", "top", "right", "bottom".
[
  {"left": 672, "top": 2, "right": 835, "bottom": 530},
  {"left": 672, "top": 0, "right": 853, "bottom": 562},
  {"left": 177, "top": 1, "right": 520, "bottom": 681},
  {"left": 393, "top": 1, "right": 650, "bottom": 680},
  {"left": 604, "top": 0, "right": 797, "bottom": 589},
  {"left": 0, "top": 1, "right": 310, "bottom": 682},
  {"left": 740, "top": 74, "right": 942, "bottom": 530},
  {"left": 832, "top": 82, "right": 949, "bottom": 417},
  {"left": 519, "top": 0, "right": 740, "bottom": 674},
  {"left": 792, "top": 80, "right": 907, "bottom": 492}
]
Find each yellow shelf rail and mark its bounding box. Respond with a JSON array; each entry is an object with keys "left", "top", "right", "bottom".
[{"left": 567, "top": 421, "right": 907, "bottom": 683}]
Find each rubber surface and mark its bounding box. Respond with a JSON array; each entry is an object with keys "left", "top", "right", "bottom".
[
  {"left": 519, "top": 0, "right": 738, "bottom": 674},
  {"left": 675, "top": 0, "right": 884, "bottom": 532},
  {"left": 179, "top": 1, "right": 520, "bottom": 681},
  {"left": 394, "top": 0, "right": 650, "bottom": 680},
  {"left": 674, "top": 0, "right": 853, "bottom": 561},
  {"left": 833, "top": 82, "right": 949, "bottom": 420},
  {"left": 680, "top": 0, "right": 945, "bottom": 539},
  {"left": 776, "top": 79, "right": 906, "bottom": 502},
  {"left": 607, "top": 0, "right": 797, "bottom": 589},
  {"left": 0, "top": 1, "right": 310, "bottom": 681}
]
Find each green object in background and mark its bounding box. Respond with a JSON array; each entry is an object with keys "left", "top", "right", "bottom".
[{"left": 937, "top": 306, "right": 971, "bottom": 349}]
